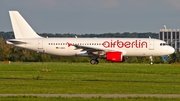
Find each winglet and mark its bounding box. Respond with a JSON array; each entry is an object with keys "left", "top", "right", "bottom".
[{"left": 9, "top": 11, "right": 42, "bottom": 39}]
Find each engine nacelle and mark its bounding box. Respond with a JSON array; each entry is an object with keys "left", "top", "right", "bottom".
[{"left": 106, "top": 52, "right": 125, "bottom": 62}]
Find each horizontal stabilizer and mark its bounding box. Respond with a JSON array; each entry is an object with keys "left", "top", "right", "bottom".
[{"left": 6, "top": 39, "right": 27, "bottom": 45}]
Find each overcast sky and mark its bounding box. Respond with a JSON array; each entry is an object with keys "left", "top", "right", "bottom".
[{"left": 1, "top": 0, "right": 180, "bottom": 34}]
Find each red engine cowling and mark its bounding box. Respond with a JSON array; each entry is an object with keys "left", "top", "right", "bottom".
[{"left": 106, "top": 52, "right": 125, "bottom": 62}]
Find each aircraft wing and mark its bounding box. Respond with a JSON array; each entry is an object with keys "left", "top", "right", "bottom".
[{"left": 73, "top": 44, "right": 127, "bottom": 56}]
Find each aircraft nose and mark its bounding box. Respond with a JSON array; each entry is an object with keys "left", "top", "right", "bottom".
[{"left": 169, "top": 47, "right": 175, "bottom": 54}]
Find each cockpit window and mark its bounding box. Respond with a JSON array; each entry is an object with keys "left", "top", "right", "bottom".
[{"left": 160, "top": 43, "right": 168, "bottom": 46}]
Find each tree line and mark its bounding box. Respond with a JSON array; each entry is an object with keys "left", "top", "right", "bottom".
[
  {"left": 0, "top": 31, "right": 159, "bottom": 39},
  {"left": 0, "top": 31, "right": 179, "bottom": 63}
]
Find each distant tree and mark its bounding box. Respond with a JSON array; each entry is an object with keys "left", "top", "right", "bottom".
[
  {"left": 126, "top": 57, "right": 138, "bottom": 63},
  {"left": 0, "top": 37, "right": 14, "bottom": 61},
  {"left": 153, "top": 56, "right": 164, "bottom": 64},
  {"left": 167, "top": 54, "right": 175, "bottom": 63}
]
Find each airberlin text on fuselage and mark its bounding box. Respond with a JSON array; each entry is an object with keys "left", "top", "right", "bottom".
[{"left": 102, "top": 40, "right": 147, "bottom": 48}]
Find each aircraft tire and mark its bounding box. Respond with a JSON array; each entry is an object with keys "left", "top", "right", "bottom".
[
  {"left": 150, "top": 62, "right": 154, "bottom": 65},
  {"left": 90, "top": 59, "right": 99, "bottom": 65}
]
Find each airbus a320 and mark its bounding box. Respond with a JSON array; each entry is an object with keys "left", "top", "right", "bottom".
[{"left": 6, "top": 11, "right": 175, "bottom": 64}]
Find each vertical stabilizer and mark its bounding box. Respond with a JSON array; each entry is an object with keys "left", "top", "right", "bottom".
[{"left": 9, "top": 11, "right": 41, "bottom": 39}]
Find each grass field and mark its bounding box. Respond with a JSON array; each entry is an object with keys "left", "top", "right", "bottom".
[
  {"left": 0, "top": 62, "right": 180, "bottom": 100},
  {"left": 0, "top": 97, "right": 180, "bottom": 101}
]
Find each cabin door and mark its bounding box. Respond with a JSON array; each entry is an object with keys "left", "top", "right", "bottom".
[{"left": 149, "top": 39, "right": 154, "bottom": 50}]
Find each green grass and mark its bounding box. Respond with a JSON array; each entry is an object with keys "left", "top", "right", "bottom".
[
  {"left": 0, "top": 62, "right": 180, "bottom": 94},
  {"left": 1, "top": 62, "right": 180, "bottom": 100},
  {"left": 0, "top": 97, "right": 180, "bottom": 101}
]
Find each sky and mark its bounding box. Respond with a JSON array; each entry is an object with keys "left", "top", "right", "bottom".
[{"left": 1, "top": 0, "right": 180, "bottom": 34}]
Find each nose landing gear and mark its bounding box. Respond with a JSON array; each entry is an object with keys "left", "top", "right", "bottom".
[{"left": 149, "top": 56, "right": 153, "bottom": 65}]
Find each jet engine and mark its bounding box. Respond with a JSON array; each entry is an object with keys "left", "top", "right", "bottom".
[{"left": 106, "top": 52, "right": 125, "bottom": 62}]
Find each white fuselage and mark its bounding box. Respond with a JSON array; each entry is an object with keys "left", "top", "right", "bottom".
[{"left": 7, "top": 38, "right": 175, "bottom": 57}]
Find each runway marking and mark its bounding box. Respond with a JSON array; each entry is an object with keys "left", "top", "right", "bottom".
[{"left": 0, "top": 94, "right": 180, "bottom": 98}]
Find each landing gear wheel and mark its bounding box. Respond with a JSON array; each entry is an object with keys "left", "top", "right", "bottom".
[
  {"left": 150, "top": 62, "right": 154, "bottom": 65},
  {"left": 90, "top": 59, "right": 99, "bottom": 65},
  {"left": 149, "top": 56, "right": 154, "bottom": 65}
]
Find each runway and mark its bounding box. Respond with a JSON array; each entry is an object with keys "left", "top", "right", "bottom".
[{"left": 0, "top": 94, "right": 180, "bottom": 98}]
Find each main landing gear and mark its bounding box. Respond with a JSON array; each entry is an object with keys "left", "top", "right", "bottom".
[
  {"left": 149, "top": 56, "right": 153, "bottom": 65},
  {"left": 90, "top": 59, "right": 99, "bottom": 64}
]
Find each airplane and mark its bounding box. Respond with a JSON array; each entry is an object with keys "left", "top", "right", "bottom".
[{"left": 6, "top": 11, "right": 175, "bottom": 65}]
